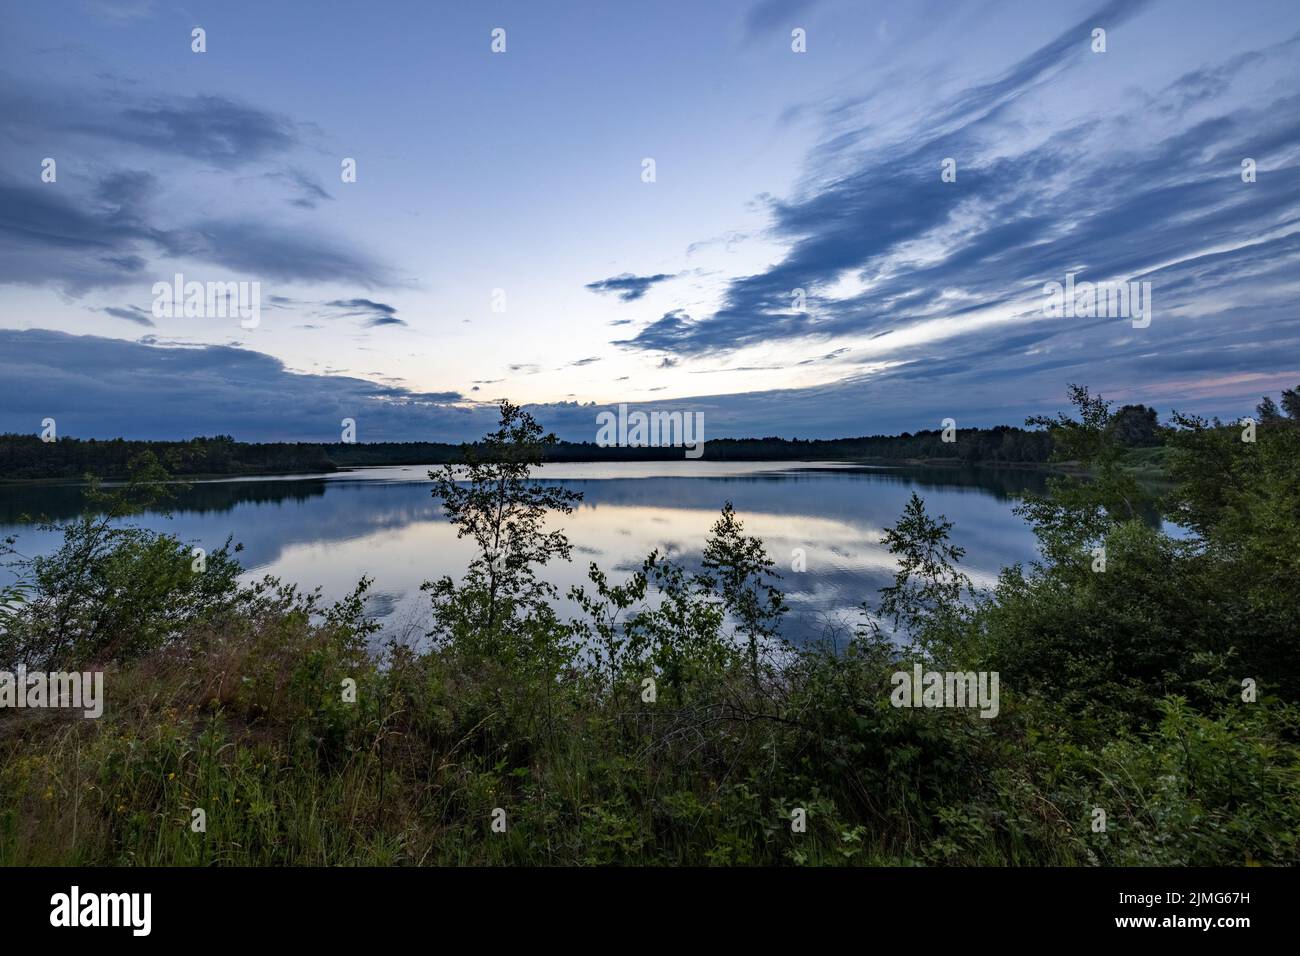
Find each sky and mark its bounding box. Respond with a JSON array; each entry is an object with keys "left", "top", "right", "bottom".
[{"left": 1, "top": 0, "right": 1298, "bottom": 442}]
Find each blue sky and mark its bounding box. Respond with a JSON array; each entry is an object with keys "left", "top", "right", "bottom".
[{"left": 1, "top": 0, "right": 1298, "bottom": 441}]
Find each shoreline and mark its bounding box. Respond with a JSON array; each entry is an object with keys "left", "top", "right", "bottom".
[{"left": 0, "top": 455, "right": 1084, "bottom": 487}]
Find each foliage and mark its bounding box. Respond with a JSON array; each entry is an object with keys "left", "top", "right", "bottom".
[
  {"left": 421, "top": 401, "right": 581, "bottom": 667},
  {"left": 0, "top": 453, "right": 243, "bottom": 670},
  {"left": 2, "top": 386, "right": 1298, "bottom": 867},
  {"left": 0, "top": 425, "right": 1061, "bottom": 482},
  {"left": 700, "top": 501, "right": 787, "bottom": 689}
]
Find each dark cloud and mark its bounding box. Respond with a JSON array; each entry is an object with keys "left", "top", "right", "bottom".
[
  {"left": 0, "top": 179, "right": 388, "bottom": 294},
  {"left": 100, "top": 305, "right": 155, "bottom": 327},
  {"left": 613, "top": 309, "right": 698, "bottom": 352},
  {"left": 0, "top": 179, "right": 160, "bottom": 292},
  {"left": 102, "top": 95, "right": 298, "bottom": 167},
  {"left": 0, "top": 77, "right": 384, "bottom": 294},
  {"left": 323, "top": 298, "right": 403, "bottom": 327},
  {"left": 585, "top": 272, "right": 676, "bottom": 302},
  {"left": 326, "top": 298, "right": 396, "bottom": 317},
  {"left": 0, "top": 77, "right": 299, "bottom": 169},
  {"left": 0, "top": 330, "right": 485, "bottom": 442}
]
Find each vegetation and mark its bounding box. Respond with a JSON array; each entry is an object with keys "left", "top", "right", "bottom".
[
  {"left": 0, "top": 386, "right": 1297, "bottom": 866},
  {"left": 0, "top": 425, "right": 1059, "bottom": 482}
]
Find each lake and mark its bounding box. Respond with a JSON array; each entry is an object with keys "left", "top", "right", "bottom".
[{"left": 0, "top": 461, "right": 1051, "bottom": 644}]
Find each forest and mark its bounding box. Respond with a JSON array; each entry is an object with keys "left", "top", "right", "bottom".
[{"left": 0, "top": 400, "right": 1203, "bottom": 481}]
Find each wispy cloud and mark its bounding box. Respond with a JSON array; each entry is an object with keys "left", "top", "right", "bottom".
[
  {"left": 0, "top": 76, "right": 386, "bottom": 295},
  {"left": 269, "top": 168, "right": 335, "bottom": 209},
  {"left": 99, "top": 305, "right": 155, "bottom": 327},
  {"left": 585, "top": 272, "right": 677, "bottom": 302},
  {"left": 323, "top": 298, "right": 405, "bottom": 327},
  {"left": 620, "top": 0, "right": 1300, "bottom": 376}
]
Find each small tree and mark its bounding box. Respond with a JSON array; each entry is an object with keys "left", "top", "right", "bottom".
[
  {"left": 568, "top": 561, "right": 648, "bottom": 691},
  {"left": 870, "top": 492, "right": 972, "bottom": 654},
  {"left": 423, "top": 401, "right": 581, "bottom": 658},
  {"left": 1256, "top": 395, "right": 1281, "bottom": 423},
  {"left": 1107, "top": 404, "right": 1161, "bottom": 446},
  {"left": 0, "top": 452, "right": 243, "bottom": 669},
  {"left": 1281, "top": 386, "right": 1300, "bottom": 421},
  {"left": 1018, "top": 384, "right": 1147, "bottom": 564},
  {"left": 700, "top": 501, "right": 786, "bottom": 689},
  {"left": 623, "top": 551, "right": 730, "bottom": 704}
]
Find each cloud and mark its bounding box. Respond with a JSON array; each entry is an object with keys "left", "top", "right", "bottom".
[
  {"left": 0, "top": 176, "right": 387, "bottom": 295},
  {"left": 326, "top": 298, "right": 397, "bottom": 317},
  {"left": 0, "top": 78, "right": 301, "bottom": 169},
  {"left": 613, "top": 309, "right": 700, "bottom": 352},
  {"left": 0, "top": 76, "right": 385, "bottom": 295},
  {"left": 322, "top": 298, "right": 404, "bottom": 327},
  {"left": 0, "top": 330, "right": 485, "bottom": 442},
  {"left": 100, "top": 305, "right": 155, "bottom": 327},
  {"left": 0, "top": 177, "right": 161, "bottom": 292},
  {"left": 621, "top": 0, "right": 1300, "bottom": 373},
  {"left": 686, "top": 231, "right": 749, "bottom": 256},
  {"left": 585, "top": 272, "right": 676, "bottom": 302},
  {"left": 269, "top": 168, "right": 335, "bottom": 209},
  {"left": 796, "top": 347, "right": 850, "bottom": 366},
  {"left": 97, "top": 95, "right": 298, "bottom": 167},
  {"left": 163, "top": 223, "right": 389, "bottom": 287}
]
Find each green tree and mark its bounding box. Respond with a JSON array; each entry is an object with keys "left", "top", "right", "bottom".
[
  {"left": 700, "top": 501, "right": 787, "bottom": 690},
  {"left": 1107, "top": 403, "right": 1161, "bottom": 446},
  {"left": 0, "top": 452, "right": 243, "bottom": 669},
  {"left": 624, "top": 551, "right": 730, "bottom": 703},
  {"left": 868, "top": 491, "right": 973, "bottom": 655},
  {"left": 422, "top": 401, "right": 582, "bottom": 659},
  {"left": 1281, "top": 385, "right": 1300, "bottom": 420},
  {"left": 568, "top": 561, "right": 649, "bottom": 690},
  {"left": 1018, "top": 384, "right": 1147, "bottom": 565},
  {"left": 1256, "top": 395, "right": 1281, "bottom": 423}
]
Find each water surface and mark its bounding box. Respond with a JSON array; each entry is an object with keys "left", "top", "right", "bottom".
[{"left": 0, "top": 461, "right": 1050, "bottom": 643}]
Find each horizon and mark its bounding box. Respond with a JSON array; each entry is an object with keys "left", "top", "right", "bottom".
[
  {"left": 0, "top": 396, "right": 1179, "bottom": 448},
  {"left": 3, "top": 0, "right": 1299, "bottom": 443}
]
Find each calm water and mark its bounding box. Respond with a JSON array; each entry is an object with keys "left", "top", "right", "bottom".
[{"left": 0, "top": 462, "right": 1051, "bottom": 644}]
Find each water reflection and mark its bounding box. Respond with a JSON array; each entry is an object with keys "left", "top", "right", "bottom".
[{"left": 0, "top": 462, "right": 1050, "bottom": 643}]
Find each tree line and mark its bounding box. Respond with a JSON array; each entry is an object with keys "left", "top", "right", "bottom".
[{"left": 0, "top": 420, "right": 1118, "bottom": 480}]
